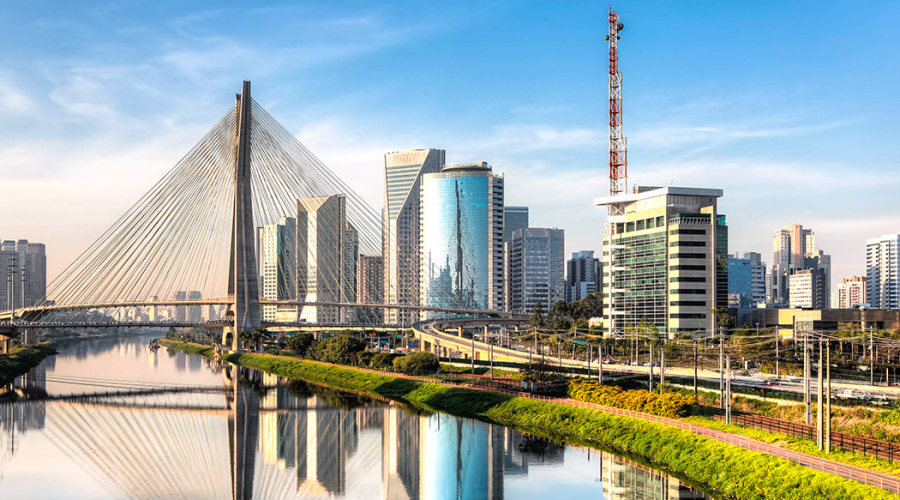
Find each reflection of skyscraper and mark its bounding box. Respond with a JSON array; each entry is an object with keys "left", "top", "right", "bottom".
[
  {"left": 293, "top": 395, "right": 358, "bottom": 495},
  {"left": 384, "top": 407, "right": 421, "bottom": 500},
  {"left": 602, "top": 451, "right": 705, "bottom": 500}
]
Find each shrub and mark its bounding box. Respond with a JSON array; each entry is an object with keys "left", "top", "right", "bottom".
[
  {"left": 568, "top": 380, "right": 695, "bottom": 418},
  {"left": 369, "top": 352, "right": 394, "bottom": 370},
  {"left": 393, "top": 351, "right": 439, "bottom": 375},
  {"left": 286, "top": 333, "right": 316, "bottom": 357},
  {"left": 312, "top": 335, "right": 366, "bottom": 365}
]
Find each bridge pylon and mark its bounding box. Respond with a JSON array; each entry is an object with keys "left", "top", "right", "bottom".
[{"left": 227, "top": 81, "right": 261, "bottom": 350}]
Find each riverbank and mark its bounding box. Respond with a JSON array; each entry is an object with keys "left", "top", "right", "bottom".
[
  {"left": 0, "top": 344, "right": 58, "bottom": 385},
  {"left": 162, "top": 340, "right": 898, "bottom": 500}
]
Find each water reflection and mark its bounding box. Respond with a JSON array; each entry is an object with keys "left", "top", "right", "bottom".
[{"left": 0, "top": 335, "right": 709, "bottom": 499}]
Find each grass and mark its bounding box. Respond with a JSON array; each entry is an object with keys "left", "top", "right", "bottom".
[
  {"left": 684, "top": 415, "right": 900, "bottom": 478},
  {"left": 0, "top": 344, "right": 58, "bottom": 385},
  {"left": 163, "top": 339, "right": 900, "bottom": 500}
]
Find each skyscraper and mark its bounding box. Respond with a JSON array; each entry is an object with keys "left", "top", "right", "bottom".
[
  {"left": 789, "top": 268, "right": 827, "bottom": 309},
  {"left": 419, "top": 162, "right": 504, "bottom": 318},
  {"left": 507, "top": 228, "right": 565, "bottom": 313},
  {"left": 502, "top": 206, "right": 529, "bottom": 312},
  {"left": 728, "top": 251, "right": 766, "bottom": 308},
  {"left": 357, "top": 255, "right": 384, "bottom": 324},
  {"left": 258, "top": 217, "right": 298, "bottom": 322},
  {"left": 833, "top": 276, "right": 867, "bottom": 309},
  {"left": 503, "top": 206, "right": 528, "bottom": 243},
  {"left": 383, "top": 149, "right": 445, "bottom": 325},
  {"left": 297, "top": 195, "right": 356, "bottom": 324},
  {"left": 0, "top": 239, "right": 46, "bottom": 311},
  {"left": 596, "top": 186, "right": 727, "bottom": 337},
  {"left": 565, "top": 250, "right": 601, "bottom": 302},
  {"left": 867, "top": 234, "right": 900, "bottom": 310},
  {"left": 769, "top": 224, "right": 830, "bottom": 306}
]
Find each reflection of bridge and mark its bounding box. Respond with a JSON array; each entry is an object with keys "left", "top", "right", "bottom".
[{"left": 0, "top": 81, "right": 522, "bottom": 351}]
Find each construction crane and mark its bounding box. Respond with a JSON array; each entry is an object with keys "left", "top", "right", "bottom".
[{"left": 606, "top": 8, "right": 627, "bottom": 201}]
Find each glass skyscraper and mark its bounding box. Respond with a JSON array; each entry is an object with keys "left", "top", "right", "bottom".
[{"left": 420, "top": 163, "right": 504, "bottom": 317}]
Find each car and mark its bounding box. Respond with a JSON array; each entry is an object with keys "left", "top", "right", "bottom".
[{"left": 834, "top": 389, "right": 855, "bottom": 399}]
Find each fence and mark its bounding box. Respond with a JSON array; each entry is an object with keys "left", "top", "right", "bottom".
[{"left": 697, "top": 406, "right": 900, "bottom": 463}]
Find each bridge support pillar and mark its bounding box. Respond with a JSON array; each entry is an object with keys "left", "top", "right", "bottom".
[
  {"left": 22, "top": 328, "right": 36, "bottom": 346},
  {"left": 0, "top": 335, "right": 10, "bottom": 354}
]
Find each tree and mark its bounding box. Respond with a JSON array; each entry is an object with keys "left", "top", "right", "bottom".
[
  {"left": 286, "top": 333, "right": 315, "bottom": 357},
  {"left": 313, "top": 334, "right": 366, "bottom": 365},
  {"left": 392, "top": 351, "right": 439, "bottom": 374},
  {"left": 530, "top": 302, "right": 545, "bottom": 328},
  {"left": 239, "top": 326, "right": 269, "bottom": 351}
]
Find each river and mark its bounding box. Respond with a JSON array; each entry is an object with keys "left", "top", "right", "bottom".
[{"left": 0, "top": 333, "right": 709, "bottom": 499}]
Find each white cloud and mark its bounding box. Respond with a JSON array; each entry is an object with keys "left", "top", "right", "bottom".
[{"left": 0, "top": 77, "right": 34, "bottom": 113}]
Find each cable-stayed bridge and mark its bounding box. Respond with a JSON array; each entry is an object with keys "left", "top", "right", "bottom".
[{"left": 0, "top": 81, "right": 519, "bottom": 350}]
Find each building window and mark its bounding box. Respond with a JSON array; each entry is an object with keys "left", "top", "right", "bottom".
[
  {"left": 670, "top": 313, "right": 706, "bottom": 319},
  {"left": 670, "top": 265, "right": 707, "bottom": 271},
  {"left": 670, "top": 277, "right": 707, "bottom": 283},
  {"left": 670, "top": 241, "right": 706, "bottom": 247},
  {"left": 669, "top": 229, "right": 707, "bottom": 235},
  {"left": 670, "top": 253, "right": 706, "bottom": 259},
  {"left": 670, "top": 301, "right": 707, "bottom": 307}
]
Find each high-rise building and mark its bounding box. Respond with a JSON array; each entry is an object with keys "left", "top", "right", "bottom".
[
  {"left": 507, "top": 228, "right": 565, "bottom": 313},
  {"left": 769, "top": 224, "right": 830, "bottom": 306},
  {"left": 297, "top": 195, "right": 357, "bottom": 324},
  {"left": 258, "top": 217, "right": 298, "bottom": 322},
  {"left": 789, "top": 268, "right": 827, "bottom": 309},
  {"left": 833, "top": 276, "right": 867, "bottom": 309},
  {"left": 357, "top": 255, "right": 384, "bottom": 324},
  {"left": 383, "top": 149, "right": 445, "bottom": 325},
  {"left": 596, "top": 186, "right": 727, "bottom": 337},
  {"left": 174, "top": 290, "right": 187, "bottom": 322},
  {"left": 420, "top": 162, "right": 504, "bottom": 318},
  {"left": 565, "top": 250, "right": 601, "bottom": 302},
  {"left": 0, "top": 239, "right": 47, "bottom": 311},
  {"left": 503, "top": 206, "right": 529, "bottom": 312},
  {"left": 728, "top": 251, "right": 766, "bottom": 308},
  {"left": 503, "top": 206, "right": 529, "bottom": 243},
  {"left": 867, "top": 234, "right": 900, "bottom": 310}
]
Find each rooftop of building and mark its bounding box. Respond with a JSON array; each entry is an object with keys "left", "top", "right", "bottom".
[
  {"left": 595, "top": 185, "right": 724, "bottom": 207},
  {"left": 441, "top": 162, "right": 491, "bottom": 172}
]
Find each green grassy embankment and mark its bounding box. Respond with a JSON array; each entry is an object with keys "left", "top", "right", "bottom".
[
  {"left": 161, "top": 340, "right": 898, "bottom": 500},
  {"left": 0, "top": 344, "right": 58, "bottom": 385}
]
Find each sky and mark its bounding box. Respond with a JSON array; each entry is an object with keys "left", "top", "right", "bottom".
[{"left": 0, "top": 1, "right": 897, "bottom": 283}]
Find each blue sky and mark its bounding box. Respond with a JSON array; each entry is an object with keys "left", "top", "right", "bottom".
[{"left": 0, "top": 1, "right": 897, "bottom": 282}]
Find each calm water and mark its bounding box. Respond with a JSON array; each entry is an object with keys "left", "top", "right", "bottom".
[{"left": 0, "top": 333, "right": 709, "bottom": 499}]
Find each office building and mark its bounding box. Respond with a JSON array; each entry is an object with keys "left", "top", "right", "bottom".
[
  {"left": 769, "top": 224, "right": 830, "bottom": 306},
  {"left": 0, "top": 239, "right": 47, "bottom": 311},
  {"left": 867, "top": 234, "right": 900, "bottom": 310},
  {"left": 297, "top": 195, "right": 357, "bottom": 324},
  {"left": 420, "top": 162, "right": 504, "bottom": 317},
  {"left": 788, "top": 268, "right": 827, "bottom": 309},
  {"left": 728, "top": 251, "right": 766, "bottom": 308},
  {"left": 503, "top": 206, "right": 528, "bottom": 243},
  {"left": 357, "top": 255, "right": 384, "bottom": 324},
  {"left": 596, "top": 186, "right": 727, "bottom": 337},
  {"left": 258, "top": 217, "right": 298, "bottom": 322},
  {"left": 507, "top": 228, "right": 565, "bottom": 313},
  {"left": 833, "top": 276, "right": 867, "bottom": 309},
  {"left": 566, "top": 250, "right": 601, "bottom": 302},
  {"left": 383, "top": 149, "right": 445, "bottom": 325}
]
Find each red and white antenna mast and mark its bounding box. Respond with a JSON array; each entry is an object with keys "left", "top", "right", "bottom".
[{"left": 607, "top": 9, "right": 627, "bottom": 200}]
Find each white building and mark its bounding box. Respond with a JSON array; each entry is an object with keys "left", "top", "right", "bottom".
[
  {"left": 297, "top": 195, "right": 357, "bottom": 324},
  {"left": 867, "top": 234, "right": 900, "bottom": 310},
  {"left": 383, "top": 149, "right": 444, "bottom": 325},
  {"left": 258, "top": 217, "right": 298, "bottom": 322},
  {"left": 833, "top": 276, "right": 867, "bottom": 309},
  {"left": 788, "top": 268, "right": 827, "bottom": 309}
]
